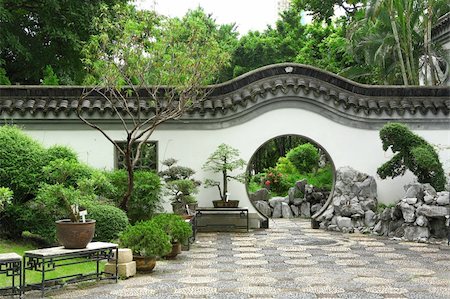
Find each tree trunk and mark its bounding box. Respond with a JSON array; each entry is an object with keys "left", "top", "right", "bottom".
[
  {"left": 120, "top": 142, "right": 134, "bottom": 211},
  {"left": 388, "top": 3, "right": 409, "bottom": 85},
  {"left": 222, "top": 157, "right": 227, "bottom": 201}
]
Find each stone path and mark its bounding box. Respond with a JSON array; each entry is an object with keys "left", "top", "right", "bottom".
[{"left": 35, "top": 218, "right": 450, "bottom": 298}]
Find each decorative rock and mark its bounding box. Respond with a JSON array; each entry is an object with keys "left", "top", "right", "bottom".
[
  {"left": 281, "top": 202, "right": 293, "bottom": 218},
  {"left": 311, "top": 203, "right": 322, "bottom": 214},
  {"left": 404, "top": 226, "right": 430, "bottom": 241},
  {"left": 288, "top": 187, "right": 296, "bottom": 203},
  {"left": 423, "top": 183, "right": 437, "bottom": 197},
  {"left": 364, "top": 210, "right": 376, "bottom": 227},
  {"left": 336, "top": 216, "right": 352, "bottom": 230},
  {"left": 436, "top": 192, "right": 450, "bottom": 206},
  {"left": 250, "top": 189, "right": 269, "bottom": 202},
  {"left": 423, "top": 194, "right": 434, "bottom": 204},
  {"left": 254, "top": 200, "right": 271, "bottom": 217},
  {"left": 269, "top": 197, "right": 289, "bottom": 208},
  {"left": 360, "top": 198, "right": 377, "bottom": 212},
  {"left": 416, "top": 205, "right": 450, "bottom": 217},
  {"left": 404, "top": 183, "right": 424, "bottom": 200},
  {"left": 300, "top": 202, "right": 311, "bottom": 217},
  {"left": 272, "top": 202, "right": 282, "bottom": 218},
  {"left": 399, "top": 202, "right": 416, "bottom": 223},
  {"left": 404, "top": 198, "right": 417, "bottom": 205},
  {"left": 295, "top": 179, "right": 307, "bottom": 193},
  {"left": 415, "top": 215, "right": 428, "bottom": 227},
  {"left": 292, "top": 198, "right": 303, "bottom": 206},
  {"left": 291, "top": 205, "right": 300, "bottom": 217}
]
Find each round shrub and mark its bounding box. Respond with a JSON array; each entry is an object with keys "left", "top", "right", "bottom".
[
  {"left": 45, "top": 145, "right": 78, "bottom": 162},
  {"left": 0, "top": 126, "right": 46, "bottom": 202},
  {"left": 42, "top": 158, "right": 93, "bottom": 187},
  {"left": 0, "top": 187, "right": 13, "bottom": 213},
  {"left": 286, "top": 143, "right": 320, "bottom": 174},
  {"left": 84, "top": 202, "right": 129, "bottom": 242},
  {"left": 150, "top": 213, "right": 192, "bottom": 244},
  {"left": 120, "top": 220, "right": 171, "bottom": 257}
]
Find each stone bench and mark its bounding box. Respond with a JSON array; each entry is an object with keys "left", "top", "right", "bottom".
[{"left": 0, "top": 253, "right": 22, "bottom": 298}]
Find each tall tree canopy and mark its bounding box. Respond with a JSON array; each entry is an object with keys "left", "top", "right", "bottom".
[{"left": 0, "top": 0, "right": 126, "bottom": 85}]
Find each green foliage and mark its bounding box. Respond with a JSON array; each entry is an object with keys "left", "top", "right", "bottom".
[
  {"left": 0, "top": 126, "right": 46, "bottom": 202},
  {"left": 150, "top": 213, "right": 192, "bottom": 244},
  {"left": 45, "top": 145, "right": 78, "bottom": 162},
  {"left": 0, "top": 187, "right": 13, "bottom": 213},
  {"left": 377, "top": 123, "right": 446, "bottom": 191},
  {"left": 41, "top": 65, "right": 59, "bottom": 85},
  {"left": 159, "top": 159, "right": 200, "bottom": 205},
  {"left": 287, "top": 143, "right": 320, "bottom": 173},
  {"left": 119, "top": 220, "right": 171, "bottom": 257},
  {"left": 42, "top": 159, "right": 93, "bottom": 188},
  {"left": 1, "top": 0, "right": 126, "bottom": 84},
  {"left": 0, "top": 67, "right": 11, "bottom": 85},
  {"left": 202, "top": 144, "right": 246, "bottom": 201},
  {"left": 261, "top": 167, "right": 291, "bottom": 195},
  {"left": 107, "top": 170, "right": 162, "bottom": 223},
  {"left": 83, "top": 202, "right": 129, "bottom": 242}
]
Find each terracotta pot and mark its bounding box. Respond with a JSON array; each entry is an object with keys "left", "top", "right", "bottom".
[
  {"left": 55, "top": 219, "right": 96, "bottom": 249},
  {"left": 212, "top": 200, "right": 239, "bottom": 208},
  {"left": 171, "top": 202, "right": 198, "bottom": 215},
  {"left": 134, "top": 256, "right": 156, "bottom": 272},
  {"left": 164, "top": 242, "right": 182, "bottom": 260}
]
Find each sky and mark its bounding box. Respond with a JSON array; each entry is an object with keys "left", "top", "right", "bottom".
[{"left": 135, "top": 0, "right": 282, "bottom": 35}]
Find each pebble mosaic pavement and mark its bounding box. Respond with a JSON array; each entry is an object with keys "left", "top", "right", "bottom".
[{"left": 32, "top": 218, "right": 450, "bottom": 298}]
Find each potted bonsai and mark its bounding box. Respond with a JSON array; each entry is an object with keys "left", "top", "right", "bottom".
[
  {"left": 119, "top": 220, "right": 171, "bottom": 272},
  {"left": 202, "top": 143, "right": 246, "bottom": 208},
  {"left": 159, "top": 159, "right": 201, "bottom": 216},
  {"left": 150, "top": 213, "right": 193, "bottom": 259},
  {"left": 42, "top": 184, "right": 96, "bottom": 249}
]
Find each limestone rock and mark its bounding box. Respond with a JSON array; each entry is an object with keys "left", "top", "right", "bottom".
[
  {"left": 336, "top": 216, "right": 352, "bottom": 230},
  {"left": 404, "top": 226, "right": 430, "bottom": 242},
  {"left": 416, "top": 205, "right": 450, "bottom": 217},
  {"left": 295, "top": 179, "right": 307, "bottom": 193},
  {"left": 269, "top": 197, "right": 289, "bottom": 208},
  {"left": 404, "top": 183, "right": 424, "bottom": 200},
  {"left": 311, "top": 203, "right": 322, "bottom": 214},
  {"left": 291, "top": 205, "right": 300, "bottom": 217},
  {"left": 272, "top": 202, "right": 282, "bottom": 218},
  {"left": 415, "top": 215, "right": 428, "bottom": 227},
  {"left": 281, "top": 202, "right": 293, "bottom": 218},
  {"left": 404, "top": 197, "right": 417, "bottom": 205},
  {"left": 436, "top": 192, "right": 450, "bottom": 206},
  {"left": 399, "top": 202, "right": 416, "bottom": 223},
  {"left": 250, "top": 189, "right": 269, "bottom": 202},
  {"left": 292, "top": 198, "right": 303, "bottom": 206},
  {"left": 300, "top": 202, "right": 311, "bottom": 217},
  {"left": 254, "top": 200, "right": 271, "bottom": 217},
  {"left": 364, "top": 210, "right": 376, "bottom": 227}
]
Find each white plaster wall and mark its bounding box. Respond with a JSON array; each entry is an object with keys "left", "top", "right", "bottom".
[{"left": 25, "top": 108, "right": 450, "bottom": 212}]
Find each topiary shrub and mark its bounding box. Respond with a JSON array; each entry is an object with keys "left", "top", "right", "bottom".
[
  {"left": 286, "top": 143, "right": 320, "bottom": 173},
  {"left": 0, "top": 126, "right": 46, "bottom": 202},
  {"left": 83, "top": 202, "right": 129, "bottom": 242},
  {"left": 42, "top": 158, "right": 93, "bottom": 188},
  {"left": 0, "top": 187, "right": 13, "bottom": 214},
  {"left": 107, "top": 170, "right": 163, "bottom": 223},
  {"left": 377, "top": 123, "right": 446, "bottom": 191}
]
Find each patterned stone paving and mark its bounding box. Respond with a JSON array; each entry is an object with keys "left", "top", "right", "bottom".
[{"left": 33, "top": 218, "right": 450, "bottom": 298}]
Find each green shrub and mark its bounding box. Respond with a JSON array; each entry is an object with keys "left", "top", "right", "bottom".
[
  {"left": 0, "top": 126, "right": 46, "bottom": 202},
  {"left": 150, "top": 213, "right": 192, "bottom": 244},
  {"left": 45, "top": 145, "right": 78, "bottom": 162},
  {"left": 0, "top": 187, "right": 13, "bottom": 213},
  {"left": 83, "top": 202, "right": 129, "bottom": 242},
  {"left": 77, "top": 170, "right": 117, "bottom": 200},
  {"left": 286, "top": 143, "right": 320, "bottom": 173},
  {"left": 120, "top": 220, "right": 171, "bottom": 257},
  {"left": 377, "top": 123, "right": 446, "bottom": 191},
  {"left": 42, "top": 158, "right": 93, "bottom": 188},
  {"left": 107, "top": 170, "right": 162, "bottom": 223}
]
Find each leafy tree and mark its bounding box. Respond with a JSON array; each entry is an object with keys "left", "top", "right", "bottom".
[
  {"left": 0, "top": 0, "right": 126, "bottom": 84},
  {"left": 78, "top": 5, "right": 231, "bottom": 211},
  {"left": 292, "top": 0, "right": 365, "bottom": 22},
  {"left": 41, "top": 65, "right": 59, "bottom": 85},
  {"left": 286, "top": 143, "right": 320, "bottom": 173},
  {"left": 377, "top": 123, "right": 446, "bottom": 191}
]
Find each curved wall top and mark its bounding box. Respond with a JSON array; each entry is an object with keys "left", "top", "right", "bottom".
[{"left": 0, "top": 63, "right": 449, "bottom": 130}]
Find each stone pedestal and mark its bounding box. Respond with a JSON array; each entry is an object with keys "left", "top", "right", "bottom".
[{"left": 105, "top": 248, "right": 136, "bottom": 278}]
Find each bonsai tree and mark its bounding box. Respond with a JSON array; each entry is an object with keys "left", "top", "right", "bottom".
[
  {"left": 150, "top": 213, "right": 192, "bottom": 245},
  {"left": 202, "top": 144, "right": 246, "bottom": 202},
  {"left": 159, "top": 159, "right": 200, "bottom": 214},
  {"left": 377, "top": 123, "right": 446, "bottom": 191},
  {"left": 120, "top": 220, "right": 172, "bottom": 258}
]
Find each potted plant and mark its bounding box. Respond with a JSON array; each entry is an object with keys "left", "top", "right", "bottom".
[
  {"left": 202, "top": 143, "right": 246, "bottom": 208},
  {"left": 150, "top": 213, "right": 193, "bottom": 259},
  {"left": 41, "top": 184, "right": 96, "bottom": 249},
  {"left": 159, "top": 159, "right": 201, "bottom": 216},
  {"left": 119, "top": 220, "right": 171, "bottom": 272}
]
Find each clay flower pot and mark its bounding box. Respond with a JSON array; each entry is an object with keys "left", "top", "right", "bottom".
[{"left": 55, "top": 219, "right": 96, "bottom": 249}]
